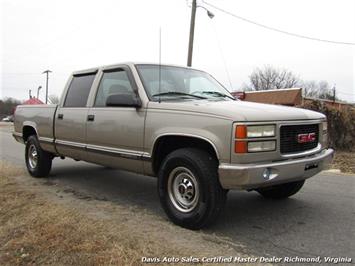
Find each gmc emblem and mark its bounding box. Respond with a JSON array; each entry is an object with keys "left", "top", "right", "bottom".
[{"left": 297, "top": 133, "right": 316, "bottom": 143}]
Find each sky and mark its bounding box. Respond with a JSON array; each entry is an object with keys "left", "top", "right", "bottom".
[{"left": 1, "top": 0, "right": 354, "bottom": 102}]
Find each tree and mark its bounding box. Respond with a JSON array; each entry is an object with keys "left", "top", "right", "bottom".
[
  {"left": 0, "top": 97, "right": 21, "bottom": 116},
  {"left": 242, "top": 66, "right": 337, "bottom": 101},
  {"left": 243, "top": 65, "right": 301, "bottom": 91},
  {"left": 302, "top": 80, "right": 336, "bottom": 100},
  {"left": 48, "top": 95, "right": 60, "bottom": 104}
]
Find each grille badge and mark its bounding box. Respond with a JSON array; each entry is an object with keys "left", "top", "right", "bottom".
[{"left": 297, "top": 133, "right": 316, "bottom": 144}]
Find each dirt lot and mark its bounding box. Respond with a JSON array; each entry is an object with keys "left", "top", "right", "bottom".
[{"left": 0, "top": 161, "right": 253, "bottom": 266}]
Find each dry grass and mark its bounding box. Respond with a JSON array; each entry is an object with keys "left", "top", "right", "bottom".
[
  {"left": 0, "top": 161, "right": 246, "bottom": 266},
  {"left": 0, "top": 163, "right": 190, "bottom": 265},
  {"left": 0, "top": 163, "right": 151, "bottom": 265},
  {"left": 331, "top": 151, "right": 355, "bottom": 174}
]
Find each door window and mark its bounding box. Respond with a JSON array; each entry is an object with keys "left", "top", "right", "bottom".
[
  {"left": 64, "top": 73, "right": 96, "bottom": 107},
  {"left": 94, "top": 69, "right": 135, "bottom": 107}
]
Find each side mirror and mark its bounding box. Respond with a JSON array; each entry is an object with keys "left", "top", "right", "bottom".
[{"left": 106, "top": 93, "right": 142, "bottom": 108}]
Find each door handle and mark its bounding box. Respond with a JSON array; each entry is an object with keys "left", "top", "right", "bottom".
[
  {"left": 87, "top": 114, "right": 95, "bottom": 121},
  {"left": 58, "top": 113, "right": 64, "bottom": 119}
]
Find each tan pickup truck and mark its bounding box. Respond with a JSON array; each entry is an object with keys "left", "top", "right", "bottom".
[{"left": 13, "top": 62, "right": 334, "bottom": 229}]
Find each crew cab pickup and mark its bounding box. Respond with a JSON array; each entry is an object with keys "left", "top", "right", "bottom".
[{"left": 13, "top": 63, "right": 334, "bottom": 229}]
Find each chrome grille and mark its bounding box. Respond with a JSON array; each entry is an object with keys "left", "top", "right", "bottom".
[{"left": 280, "top": 124, "right": 319, "bottom": 154}]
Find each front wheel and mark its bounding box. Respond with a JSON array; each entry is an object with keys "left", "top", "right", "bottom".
[
  {"left": 158, "top": 148, "right": 227, "bottom": 230},
  {"left": 25, "top": 135, "right": 52, "bottom": 177},
  {"left": 256, "top": 180, "right": 305, "bottom": 199}
]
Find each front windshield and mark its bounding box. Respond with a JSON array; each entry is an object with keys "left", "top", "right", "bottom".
[{"left": 136, "top": 64, "right": 234, "bottom": 101}]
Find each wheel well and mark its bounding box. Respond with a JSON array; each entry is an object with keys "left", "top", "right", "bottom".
[
  {"left": 23, "top": 126, "right": 37, "bottom": 141},
  {"left": 152, "top": 135, "right": 218, "bottom": 174}
]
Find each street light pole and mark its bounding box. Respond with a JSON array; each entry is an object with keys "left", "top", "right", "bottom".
[
  {"left": 187, "top": 0, "right": 197, "bottom": 67},
  {"left": 37, "top": 86, "right": 42, "bottom": 99},
  {"left": 187, "top": 1, "right": 214, "bottom": 67},
  {"left": 42, "top": 70, "right": 52, "bottom": 104}
]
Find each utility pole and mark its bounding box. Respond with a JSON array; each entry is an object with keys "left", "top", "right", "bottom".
[
  {"left": 42, "top": 70, "right": 52, "bottom": 104},
  {"left": 37, "top": 86, "right": 42, "bottom": 99},
  {"left": 187, "top": 0, "right": 197, "bottom": 67},
  {"left": 187, "top": 1, "right": 214, "bottom": 67},
  {"left": 332, "top": 84, "right": 336, "bottom": 103},
  {"left": 29, "top": 89, "right": 32, "bottom": 99}
]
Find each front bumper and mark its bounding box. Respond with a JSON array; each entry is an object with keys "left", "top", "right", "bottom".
[{"left": 218, "top": 148, "right": 334, "bottom": 189}]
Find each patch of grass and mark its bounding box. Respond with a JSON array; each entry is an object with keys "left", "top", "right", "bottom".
[
  {"left": 0, "top": 161, "right": 245, "bottom": 266},
  {"left": 0, "top": 162, "right": 184, "bottom": 265},
  {"left": 331, "top": 151, "right": 355, "bottom": 174}
]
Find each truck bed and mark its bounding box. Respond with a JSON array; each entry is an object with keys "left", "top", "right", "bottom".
[{"left": 13, "top": 104, "right": 58, "bottom": 153}]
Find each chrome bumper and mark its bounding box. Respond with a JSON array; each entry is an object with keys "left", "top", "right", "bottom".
[{"left": 218, "top": 148, "right": 334, "bottom": 190}]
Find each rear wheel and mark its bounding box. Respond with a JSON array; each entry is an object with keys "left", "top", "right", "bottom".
[
  {"left": 256, "top": 180, "right": 305, "bottom": 199},
  {"left": 25, "top": 135, "right": 52, "bottom": 177},
  {"left": 158, "top": 148, "right": 227, "bottom": 230}
]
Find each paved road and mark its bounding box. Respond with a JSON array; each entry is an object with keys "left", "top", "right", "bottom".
[{"left": 1, "top": 125, "right": 354, "bottom": 261}]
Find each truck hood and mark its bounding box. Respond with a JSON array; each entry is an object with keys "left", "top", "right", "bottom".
[{"left": 149, "top": 100, "right": 325, "bottom": 122}]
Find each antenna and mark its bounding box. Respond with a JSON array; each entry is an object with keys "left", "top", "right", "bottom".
[
  {"left": 211, "top": 22, "right": 233, "bottom": 91},
  {"left": 158, "top": 27, "right": 162, "bottom": 103}
]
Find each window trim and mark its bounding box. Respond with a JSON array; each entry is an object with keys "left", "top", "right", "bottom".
[
  {"left": 62, "top": 71, "right": 98, "bottom": 108},
  {"left": 92, "top": 65, "right": 140, "bottom": 108}
]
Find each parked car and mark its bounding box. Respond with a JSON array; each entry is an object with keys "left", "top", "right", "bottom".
[
  {"left": 2, "top": 115, "right": 14, "bottom": 122},
  {"left": 13, "top": 63, "right": 334, "bottom": 229}
]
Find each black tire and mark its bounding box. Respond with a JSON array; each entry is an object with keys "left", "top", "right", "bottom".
[
  {"left": 158, "top": 148, "right": 227, "bottom": 230},
  {"left": 256, "top": 180, "right": 305, "bottom": 199},
  {"left": 25, "top": 135, "right": 52, "bottom": 177}
]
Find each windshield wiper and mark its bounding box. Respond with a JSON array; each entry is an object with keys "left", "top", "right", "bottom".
[
  {"left": 152, "top": 92, "right": 207, "bottom": 99},
  {"left": 200, "top": 91, "right": 235, "bottom": 100}
]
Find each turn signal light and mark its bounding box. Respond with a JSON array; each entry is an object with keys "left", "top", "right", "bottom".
[
  {"left": 235, "top": 125, "right": 247, "bottom": 139},
  {"left": 234, "top": 141, "right": 247, "bottom": 153}
]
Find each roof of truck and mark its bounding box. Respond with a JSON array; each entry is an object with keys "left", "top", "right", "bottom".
[{"left": 71, "top": 62, "right": 200, "bottom": 76}]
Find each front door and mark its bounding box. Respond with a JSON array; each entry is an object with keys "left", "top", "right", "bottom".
[{"left": 86, "top": 67, "right": 146, "bottom": 173}]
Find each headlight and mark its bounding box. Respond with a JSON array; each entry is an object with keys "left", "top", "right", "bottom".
[
  {"left": 234, "top": 124, "right": 276, "bottom": 153},
  {"left": 247, "top": 125, "right": 275, "bottom": 138},
  {"left": 248, "top": 141, "right": 276, "bottom": 152}
]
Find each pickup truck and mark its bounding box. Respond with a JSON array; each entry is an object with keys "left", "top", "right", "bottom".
[{"left": 13, "top": 62, "right": 334, "bottom": 229}]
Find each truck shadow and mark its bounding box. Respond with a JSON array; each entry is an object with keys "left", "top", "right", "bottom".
[
  {"left": 49, "top": 160, "right": 312, "bottom": 230},
  {"left": 49, "top": 161, "right": 352, "bottom": 258}
]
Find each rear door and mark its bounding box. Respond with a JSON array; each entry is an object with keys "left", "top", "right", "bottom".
[{"left": 55, "top": 72, "right": 97, "bottom": 160}]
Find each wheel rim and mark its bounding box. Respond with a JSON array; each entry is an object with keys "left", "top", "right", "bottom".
[
  {"left": 167, "top": 166, "right": 199, "bottom": 213},
  {"left": 28, "top": 144, "right": 38, "bottom": 169}
]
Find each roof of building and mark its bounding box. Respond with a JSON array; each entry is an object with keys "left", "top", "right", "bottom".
[
  {"left": 23, "top": 97, "right": 44, "bottom": 105},
  {"left": 232, "top": 88, "right": 303, "bottom": 105}
]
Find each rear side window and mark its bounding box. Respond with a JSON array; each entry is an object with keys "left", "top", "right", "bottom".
[{"left": 64, "top": 74, "right": 96, "bottom": 107}]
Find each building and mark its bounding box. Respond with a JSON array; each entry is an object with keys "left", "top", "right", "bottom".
[
  {"left": 231, "top": 88, "right": 302, "bottom": 106},
  {"left": 231, "top": 88, "right": 354, "bottom": 110},
  {"left": 303, "top": 97, "right": 353, "bottom": 111},
  {"left": 22, "top": 97, "right": 44, "bottom": 105}
]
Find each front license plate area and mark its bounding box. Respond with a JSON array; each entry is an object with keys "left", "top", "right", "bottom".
[{"left": 305, "top": 162, "right": 318, "bottom": 171}]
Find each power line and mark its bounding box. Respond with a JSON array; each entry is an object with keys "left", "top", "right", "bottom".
[{"left": 203, "top": 1, "right": 355, "bottom": 46}]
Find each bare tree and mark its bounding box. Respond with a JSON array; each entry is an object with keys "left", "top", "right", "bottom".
[
  {"left": 48, "top": 95, "right": 60, "bottom": 104},
  {"left": 0, "top": 97, "right": 21, "bottom": 116},
  {"left": 243, "top": 65, "right": 301, "bottom": 91},
  {"left": 302, "top": 80, "right": 335, "bottom": 100}
]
